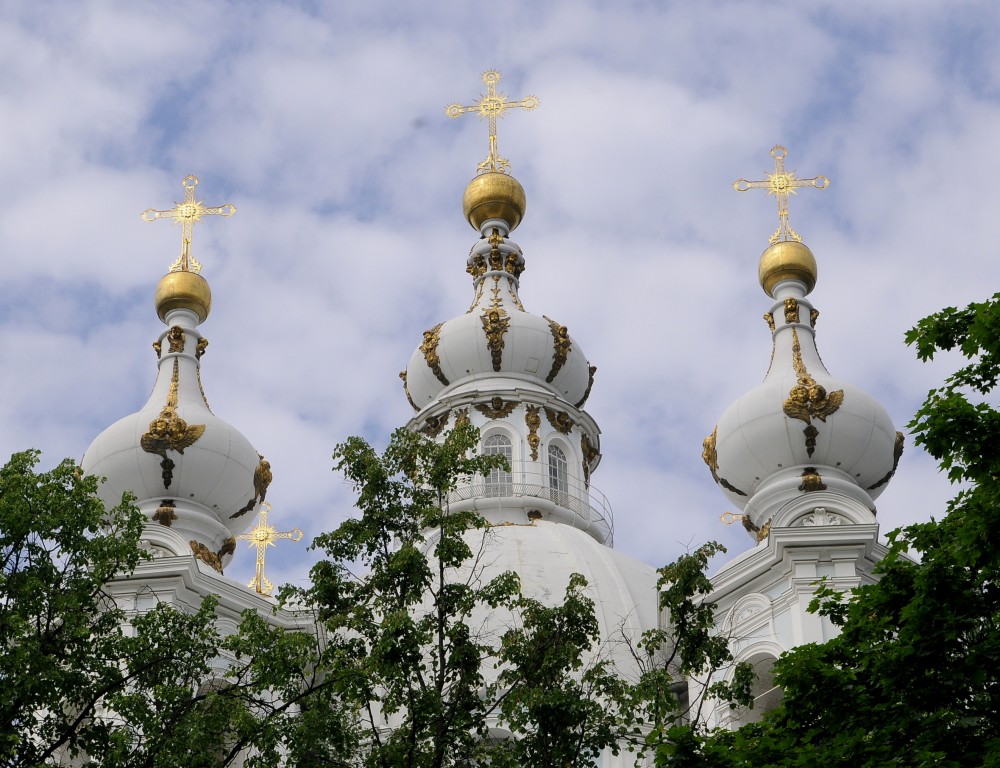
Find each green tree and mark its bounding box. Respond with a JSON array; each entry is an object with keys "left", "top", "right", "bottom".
[
  {"left": 0, "top": 451, "right": 350, "bottom": 768},
  {"left": 677, "top": 294, "right": 1000, "bottom": 767}
]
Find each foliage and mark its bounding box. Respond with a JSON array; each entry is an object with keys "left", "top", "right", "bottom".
[
  {"left": 0, "top": 450, "right": 347, "bottom": 768},
  {"left": 671, "top": 294, "right": 1000, "bottom": 767}
]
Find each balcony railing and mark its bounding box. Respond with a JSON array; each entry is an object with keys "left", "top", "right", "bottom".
[{"left": 447, "top": 460, "right": 614, "bottom": 546}]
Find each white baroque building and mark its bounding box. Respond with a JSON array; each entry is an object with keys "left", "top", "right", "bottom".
[{"left": 77, "top": 140, "right": 902, "bottom": 761}]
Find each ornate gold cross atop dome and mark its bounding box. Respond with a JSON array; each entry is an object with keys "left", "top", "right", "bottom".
[
  {"left": 142, "top": 175, "right": 236, "bottom": 273},
  {"left": 446, "top": 70, "right": 538, "bottom": 175},
  {"left": 236, "top": 502, "right": 303, "bottom": 596},
  {"left": 734, "top": 146, "right": 829, "bottom": 244}
]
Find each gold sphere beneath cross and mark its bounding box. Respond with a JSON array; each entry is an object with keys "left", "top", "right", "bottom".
[
  {"left": 758, "top": 240, "right": 817, "bottom": 298},
  {"left": 463, "top": 172, "right": 526, "bottom": 233},
  {"left": 155, "top": 270, "right": 212, "bottom": 323}
]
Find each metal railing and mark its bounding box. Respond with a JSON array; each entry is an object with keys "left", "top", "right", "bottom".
[{"left": 447, "top": 460, "right": 614, "bottom": 545}]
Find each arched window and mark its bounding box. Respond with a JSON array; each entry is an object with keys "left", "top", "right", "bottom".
[
  {"left": 732, "top": 655, "right": 782, "bottom": 726},
  {"left": 548, "top": 445, "right": 569, "bottom": 506},
  {"left": 483, "top": 434, "right": 513, "bottom": 496}
]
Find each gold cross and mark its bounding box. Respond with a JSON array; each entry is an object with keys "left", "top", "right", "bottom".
[
  {"left": 236, "top": 502, "right": 303, "bottom": 596},
  {"left": 446, "top": 70, "right": 538, "bottom": 175},
  {"left": 141, "top": 175, "right": 236, "bottom": 273},
  {"left": 734, "top": 146, "right": 829, "bottom": 244}
]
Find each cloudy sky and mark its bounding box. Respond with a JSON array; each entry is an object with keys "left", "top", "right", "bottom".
[{"left": 1, "top": 1, "right": 997, "bottom": 591}]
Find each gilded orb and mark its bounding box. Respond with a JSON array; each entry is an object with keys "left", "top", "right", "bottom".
[
  {"left": 463, "top": 172, "right": 526, "bottom": 232},
  {"left": 155, "top": 271, "right": 212, "bottom": 323},
  {"left": 758, "top": 240, "right": 817, "bottom": 297}
]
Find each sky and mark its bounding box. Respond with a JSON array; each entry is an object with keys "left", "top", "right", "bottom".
[{"left": 1, "top": 0, "right": 999, "bottom": 593}]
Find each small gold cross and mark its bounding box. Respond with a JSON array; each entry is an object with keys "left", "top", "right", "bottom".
[
  {"left": 734, "top": 146, "right": 829, "bottom": 244},
  {"left": 446, "top": 70, "right": 538, "bottom": 175},
  {"left": 141, "top": 175, "right": 236, "bottom": 273},
  {"left": 236, "top": 502, "right": 303, "bottom": 596}
]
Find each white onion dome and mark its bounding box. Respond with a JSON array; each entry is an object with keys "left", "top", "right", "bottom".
[
  {"left": 703, "top": 241, "right": 903, "bottom": 533},
  {"left": 82, "top": 271, "right": 265, "bottom": 569},
  {"left": 403, "top": 173, "right": 596, "bottom": 411}
]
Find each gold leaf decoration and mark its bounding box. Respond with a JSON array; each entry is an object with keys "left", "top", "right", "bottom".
[
  {"left": 476, "top": 397, "right": 517, "bottom": 419},
  {"left": 399, "top": 371, "right": 419, "bottom": 411},
  {"left": 574, "top": 365, "right": 597, "bottom": 408},
  {"left": 420, "top": 323, "right": 449, "bottom": 386},
  {"left": 140, "top": 359, "right": 206, "bottom": 489},
  {"left": 167, "top": 325, "right": 185, "bottom": 353},
  {"left": 783, "top": 298, "right": 800, "bottom": 324},
  {"left": 455, "top": 408, "right": 470, "bottom": 427},
  {"left": 481, "top": 307, "right": 510, "bottom": 372},
  {"left": 763, "top": 312, "right": 775, "bottom": 332},
  {"left": 525, "top": 405, "right": 541, "bottom": 460},
  {"left": 232, "top": 453, "right": 273, "bottom": 519},
  {"left": 783, "top": 329, "right": 845, "bottom": 427},
  {"left": 196, "top": 336, "right": 208, "bottom": 359},
  {"left": 544, "top": 407, "right": 574, "bottom": 435},
  {"left": 544, "top": 316, "right": 572, "bottom": 383},
  {"left": 190, "top": 540, "right": 223, "bottom": 573},
  {"left": 799, "top": 467, "right": 827, "bottom": 492},
  {"left": 420, "top": 411, "right": 451, "bottom": 437},
  {"left": 868, "top": 431, "right": 905, "bottom": 491},
  {"left": 152, "top": 499, "right": 176, "bottom": 527}
]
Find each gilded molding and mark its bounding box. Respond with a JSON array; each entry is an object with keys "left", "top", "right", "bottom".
[
  {"left": 504, "top": 251, "right": 524, "bottom": 279},
  {"left": 420, "top": 323, "right": 450, "bottom": 386},
  {"left": 574, "top": 365, "right": 597, "bottom": 408},
  {"left": 783, "top": 298, "right": 800, "bottom": 325},
  {"left": 455, "top": 408, "right": 470, "bottom": 427},
  {"left": 803, "top": 424, "right": 819, "bottom": 457},
  {"left": 581, "top": 433, "right": 599, "bottom": 487},
  {"left": 868, "top": 431, "right": 905, "bottom": 491},
  {"left": 488, "top": 229, "right": 504, "bottom": 271},
  {"left": 525, "top": 405, "right": 542, "bottom": 460},
  {"left": 476, "top": 396, "right": 517, "bottom": 419},
  {"left": 702, "top": 427, "right": 748, "bottom": 496},
  {"left": 756, "top": 518, "right": 772, "bottom": 543},
  {"left": 420, "top": 411, "right": 451, "bottom": 437},
  {"left": 141, "top": 359, "right": 206, "bottom": 489},
  {"left": 152, "top": 340, "right": 162, "bottom": 359},
  {"left": 399, "top": 371, "right": 419, "bottom": 411},
  {"left": 763, "top": 312, "right": 775, "bottom": 332},
  {"left": 197, "top": 368, "right": 211, "bottom": 412},
  {"left": 784, "top": 329, "right": 844, "bottom": 428},
  {"left": 544, "top": 316, "right": 572, "bottom": 383},
  {"left": 152, "top": 499, "right": 176, "bottom": 527},
  {"left": 481, "top": 307, "right": 510, "bottom": 371},
  {"left": 232, "top": 453, "right": 273, "bottom": 519},
  {"left": 799, "top": 467, "right": 827, "bottom": 492},
  {"left": 218, "top": 536, "right": 236, "bottom": 559},
  {"left": 190, "top": 540, "right": 223, "bottom": 573},
  {"left": 196, "top": 336, "right": 208, "bottom": 359},
  {"left": 467, "top": 253, "right": 487, "bottom": 279},
  {"left": 508, "top": 282, "right": 525, "bottom": 311},
  {"left": 544, "top": 407, "right": 574, "bottom": 435},
  {"left": 810, "top": 308, "right": 819, "bottom": 328},
  {"left": 167, "top": 325, "right": 185, "bottom": 354}
]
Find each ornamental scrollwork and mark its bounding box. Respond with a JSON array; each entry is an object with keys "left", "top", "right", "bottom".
[
  {"left": 544, "top": 316, "right": 572, "bottom": 383},
  {"left": 481, "top": 307, "right": 510, "bottom": 372},
  {"left": 763, "top": 312, "right": 775, "bottom": 332},
  {"left": 399, "top": 371, "right": 419, "bottom": 411},
  {"left": 702, "top": 427, "right": 748, "bottom": 496},
  {"left": 190, "top": 540, "right": 223, "bottom": 574},
  {"left": 196, "top": 336, "right": 208, "bottom": 359},
  {"left": 232, "top": 453, "right": 273, "bottom": 519},
  {"left": 467, "top": 253, "right": 487, "bottom": 279},
  {"left": 868, "top": 431, "right": 905, "bottom": 491},
  {"left": 544, "top": 407, "right": 574, "bottom": 434},
  {"left": 141, "top": 359, "right": 206, "bottom": 489},
  {"left": 574, "top": 365, "right": 597, "bottom": 408},
  {"left": 420, "top": 323, "right": 450, "bottom": 386},
  {"left": 525, "top": 405, "right": 542, "bottom": 461},
  {"left": 581, "top": 433, "right": 599, "bottom": 487},
  {"left": 152, "top": 339, "right": 162, "bottom": 358},
  {"left": 476, "top": 397, "right": 517, "bottom": 419}
]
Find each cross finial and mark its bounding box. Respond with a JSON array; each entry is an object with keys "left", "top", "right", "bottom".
[
  {"left": 141, "top": 176, "right": 236, "bottom": 273},
  {"left": 236, "top": 502, "right": 303, "bottom": 596},
  {"left": 446, "top": 70, "right": 539, "bottom": 175},
  {"left": 734, "top": 146, "right": 829, "bottom": 244}
]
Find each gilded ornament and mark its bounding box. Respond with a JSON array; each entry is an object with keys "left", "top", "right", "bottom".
[
  {"left": 868, "top": 431, "right": 905, "bottom": 491},
  {"left": 525, "top": 405, "right": 542, "bottom": 460},
  {"left": 237, "top": 502, "right": 303, "bottom": 596},
  {"left": 581, "top": 433, "right": 599, "bottom": 487},
  {"left": 489, "top": 276, "right": 502, "bottom": 307},
  {"left": 476, "top": 397, "right": 517, "bottom": 419},
  {"left": 574, "top": 365, "right": 597, "bottom": 408},
  {"left": 467, "top": 253, "right": 487, "bottom": 279},
  {"left": 810, "top": 308, "right": 820, "bottom": 328},
  {"left": 445, "top": 69, "right": 539, "bottom": 175},
  {"left": 703, "top": 427, "right": 748, "bottom": 496},
  {"left": 196, "top": 368, "right": 211, "bottom": 412},
  {"left": 733, "top": 145, "right": 829, "bottom": 244},
  {"left": 763, "top": 312, "right": 775, "bottom": 332},
  {"left": 803, "top": 424, "right": 819, "bottom": 457},
  {"left": 420, "top": 323, "right": 450, "bottom": 386},
  {"left": 232, "top": 453, "right": 273, "bottom": 519},
  {"left": 783, "top": 298, "right": 800, "bottom": 325},
  {"left": 783, "top": 329, "right": 844, "bottom": 428},
  {"left": 167, "top": 325, "right": 186, "bottom": 354},
  {"left": 720, "top": 511, "right": 766, "bottom": 540},
  {"left": 481, "top": 307, "right": 510, "bottom": 372},
  {"left": 488, "top": 229, "right": 504, "bottom": 271},
  {"left": 399, "top": 371, "right": 419, "bottom": 411},
  {"left": 756, "top": 518, "right": 772, "bottom": 542},
  {"left": 544, "top": 316, "right": 572, "bottom": 383},
  {"left": 504, "top": 252, "right": 523, "bottom": 278},
  {"left": 140, "top": 359, "right": 206, "bottom": 489},
  {"left": 508, "top": 282, "right": 525, "bottom": 311},
  {"left": 544, "top": 407, "right": 574, "bottom": 435},
  {"left": 153, "top": 499, "right": 176, "bottom": 527},
  {"left": 196, "top": 336, "right": 208, "bottom": 359},
  {"left": 420, "top": 411, "right": 451, "bottom": 437},
  {"left": 218, "top": 536, "right": 236, "bottom": 559},
  {"left": 152, "top": 340, "right": 162, "bottom": 359},
  {"left": 799, "top": 467, "right": 827, "bottom": 492},
  {"left": 190, "top": 540, "right": 223, "bottom": 574},
  {"left": 142, "top": 175, "right": 236, "bottom": 273},
  {"left": 455, "top": 408, "right": 470, "bottom": 427}
]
